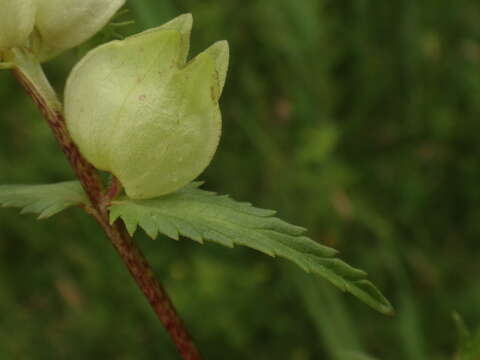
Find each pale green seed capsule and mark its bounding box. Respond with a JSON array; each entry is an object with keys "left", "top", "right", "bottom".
[
  {"left": 0, "top": 0, "right": 36, "bottom": 50},
  {"left": 0, "top": 0, "right": 124, "bottom": 62},
  {"left": 35, "top": 0, "right": 125, "bottom": 60},
  {"left": 65, "top": 14, "right": 229, "bottom": 200}
]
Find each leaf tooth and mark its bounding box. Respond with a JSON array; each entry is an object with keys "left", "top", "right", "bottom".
[
  {"left": 207, "top": 195, "right": 276, "bottom": 217},
  {"left": 21, "top": 202, "right": 48, "bottom": 215},
  {"left": 228, "top": 228, "right": 276, "bottom": 257},
  {"left": 289, "top": 258, "right": 311, "bottom": 273},
  {"left": 262, "top": 217, "right": 306, "bottom": 235},
  {"left": 139, "top": 216, "right": 159, "bottom": 239},
  {"left": 20, "top": 207, "right": 33, "bottom": 215},
  {"left": 38, "top": 204, "right": 67, "bottom": 219},
  {"left": 313, "top": 268, "right": 349, "bottom": 293},
  {"left": 121, "top": 215, "right": 139, "bottom": 236},
  {"left": 202, "top": 228, "right": 234, "bottom": 248},
  {"left": 345, "top": 280, "right": 395, "bottom": 316},
  {"left": 263, "top": 231, "right": 338, "bottom": 258},
  {"left": 249, "top": 208, "right": 277, "bottom": 217},
  {"left": 152, "top": 214, "right": 179, "bottom": 240},
  {"left": 190, "top": 181, "right": 204, "bottom": 188},
  {"left": 109, "top": 207, "right": 122, "bottom": 224},
  {"left": 171, "top": 218, "right": 203, "bottom": 243},
  {"left": 295, "top": 235, "right": 338, "bottom": 257},
  {"left": 2, "top": 201, "right": 20, "bottom": 207},
  {"left": 317, "top": 258, "right": 367, "bottom": 280}
]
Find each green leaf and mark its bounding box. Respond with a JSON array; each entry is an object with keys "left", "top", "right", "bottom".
[
  {"left": 109, "top": 182, "right": 394, "bottom": 315},
  {"left": 0, "top": 181, "right": 88, "bottom": 219}
]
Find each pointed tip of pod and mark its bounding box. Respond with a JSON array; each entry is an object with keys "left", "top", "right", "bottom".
[
  {"left": 128, "top": 13, "right": 193, "bottom": 65},
  {"left": 207, "top": 40, "right": 230, "bottom": 62},
  {"left": 179, "top": 39, "right": 229, "bottom": 102},
  {"left": 160, "top": 13, "right": 193, "bottom": 34},
  {"left": 160, "top": 13, "right": 193, "bottom": 64},
  {"left": 204, "top": 40, "right": 230, "bottom": 99},
  {"left": 128, "top": 13, "right": 193, "bottom": 39}
]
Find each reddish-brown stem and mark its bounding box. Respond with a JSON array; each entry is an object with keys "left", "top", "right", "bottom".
[
  {"left": 12, "top": 69, "right": 103, "bottom": 205},
  {"left": 12, "top": 60, "right": 202, "bottom": 360},
  {"left": 95, "top": 217, "right": 201, "bottom": 359},
  {"left": 105, "top": 175, "right": 123, "bottom": 203}
]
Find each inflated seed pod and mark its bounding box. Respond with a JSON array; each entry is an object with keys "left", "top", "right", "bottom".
[
  {"left": 65, "top": 14, "right": 229, "bottom": 200},
  {"left": 0, "top": 0, "right": 36, "bottom": 51},
  {"left": 35, "top": 0, "right": 125, "bottom": 60},
  {"left": 0, "top": 0, "right": 124, "bottom": 61}
]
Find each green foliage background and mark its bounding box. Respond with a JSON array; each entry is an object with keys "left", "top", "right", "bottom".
[{"left": 1, "top": 0, "right": 480, "bottom": 359}]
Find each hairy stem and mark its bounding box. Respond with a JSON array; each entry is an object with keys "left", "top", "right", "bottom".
[{"left": 11, "top": 50, "right": 202, "bottom": 360}]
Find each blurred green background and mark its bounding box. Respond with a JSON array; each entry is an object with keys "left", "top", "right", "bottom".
[{"left": 1, "top": 0, "right": 480, "bottom": 359}]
